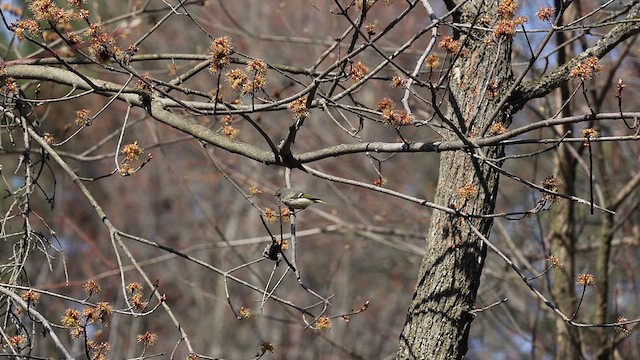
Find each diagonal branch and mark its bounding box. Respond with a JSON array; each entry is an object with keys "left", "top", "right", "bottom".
[{"left": 511, "top": 3, "right": 640, "bottom": 109}]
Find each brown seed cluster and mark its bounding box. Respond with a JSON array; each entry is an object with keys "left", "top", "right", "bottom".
[
  {"left": 576, "top": 273, "right": 595, "bottom": 286},
  {"left": 279, "top": 207, "right": 291, "bottom": 221},
  {"left": 377, "top": 98, "right": 413, "bottom": 127},
  {"left": 315, "top": 316, "right": 331, "bottom": 330},
  {"left": 497, "top": 0, "right": 518, "bottom": 18},
  {"left": 438, "top": 36, "right": 467, "bottom": 57},
  {"left": 391, "top": 76, "right": 407, "bottom": 89},
  {"left": 122, "top": 142, "right": 143, "bottom": 161},
  {"left": 260, "top": 340, "right": 275, "bottom": 353},
  {"left": 8, "top": 335, "right": 26, "bottom": 347},
  {"left": 581, "top": 128, "right": 599, "bottom": 146},
  {"left": 13, "top": 19, "right": 39, "bottom": 40},
  {"left": 482, "top": 0, "right": 528, "bottom": 40},
  {"left": 239, "top": 306, "right": 252, "bottom": 318},
  {"left": 86, "top": 23, "right": 117, "bottom": 63},
  {"left": 43, "top": 132, "right": 55, "bottom": 144},
  {"left": 127, "top": 282, "right": 149, "bottom": 311},
  {"left": 223, "top": 125, "right": 239, "bottom": 139},
  {"left": 616, "top": 316, "right": 631, "bottom": 337},
  {"left": 536, "top": 7, "right": 555, "bottom": 22},
  {"left": 457, "top": 183, "right": 477, "bottom": 200},
  {"left": 570, "top": 57, "right": 603, "bottom": 81},
  {"left": 494, "top": 20, "right": 515, "bottom": 39},
  {"left": 542, "top": 176, "right": 560, "bottom": 192},
  {"left": 541, "top": 175, "right": 561, "bottom": 200},
  {"left": 225, "top": 69, "right": 247, "bottom": 91},
  {"left": 29, "top": 0, "right": 75, "bottom": 27},
  {"left": 489, "top": 122, "right": 507, "bottom": 135},
  {"left": 86, "top": 340, "right": 111, "bottom": 360},
  {"left": 288, "top": 96, "right": 310, "bottom": 120},
  {"left": 425, "top": 54, "right": 441, "bottom": 68},
  {"left": 225, "top": 59, "right": 268, "bottom": 96},
  {"left": 366, "top": 23, "right": 377, "bottom": 37},
  {"left": 248, "top": 185, "right": 262, "bottom": 196},
  {"left": 350, "top": 61, "right": 369, "bottom": 81},
  {"left": 120, "top": 142, "right": 146, "bottom": 176},
  {"left": 494, "top": 16, "right": 528, "bottom": 40},
  {"left": 264, "top": 207, "right": 277, "bottom": 223},
  {"left": 135, "top": 73, "right": 153, "bottom": 92},
  {"left": 548, "top": 255, "right": 563, "bottom": 269},
  {"left": 209, "top": 36, "right": 234, "bottom": 73},
  {"left": 84, "top": 279, "right": 101, "bottom": 295},
  {"left": 75, "top": 109, "right": 91, "bottom": 126},
  {"left": 21, "top": 289, "right": 41, "bottom": 303},
  {"left": 136, "top": 331, "right": 158, "bottom": 347}
]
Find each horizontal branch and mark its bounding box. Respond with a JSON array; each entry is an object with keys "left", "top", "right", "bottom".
[
  {"left": 6, "top": 65, "right": 639, "bottom": 166},
  {"left": 148, "top": 101, "right": 276, "bottom": 163},
  {"left": 7, "top": 64, "right": 278, "bottom": 164},
  {"left": 297, "top": 111, "right": 640, "bottom": 162}
]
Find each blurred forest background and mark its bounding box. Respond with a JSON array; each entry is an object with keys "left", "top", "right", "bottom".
[{"left": 0, "top": 0, "right": 639, "bottom": 359}]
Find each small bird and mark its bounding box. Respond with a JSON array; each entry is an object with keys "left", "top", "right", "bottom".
[{"left": 275, "top": 188, "right": 327, "bottom": 209}]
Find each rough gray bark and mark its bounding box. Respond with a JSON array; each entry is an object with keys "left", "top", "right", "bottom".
[
  {"left": 594, "top": 159, "right": 640, "bottom": 359},
  {"left": 549, "top": 144, "right": 580, "bottom": 359},
  {"left": 396, "top": 1, "right": 640, "bottom": 358},
  {"left": 549, "top": 5, "right": 581, "bottom": 355},
  {"left": 396, "top": 1, "right": 514, "bottom": 358}
]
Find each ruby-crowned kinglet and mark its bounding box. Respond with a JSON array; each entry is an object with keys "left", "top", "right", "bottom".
[{"left": 275, "top": 188, "right": 327, "bottom": 209}]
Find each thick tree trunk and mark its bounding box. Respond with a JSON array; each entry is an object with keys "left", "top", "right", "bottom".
[
  {"left": 594, "top": 213, "right": 614, "bottom": 360},
  {"left": 549, "top": 145, "right": 580, "bottom": 359},
  {"left": 549, "top": 2, "right": 581, "bottom": 357},
  {"left": 396, "top": 2, "right": 513, "bottom": 358}
]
